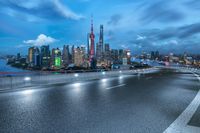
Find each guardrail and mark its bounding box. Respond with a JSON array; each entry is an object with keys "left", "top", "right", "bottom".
[
  {"left": 0, "top": 68, "right": 159, "bottom": 91},
  {"left": 156, "top": 66, "right": 200, "bottom": 74},
  {"left": 176, "top": 67, "right": 200, "bottom": 74}
]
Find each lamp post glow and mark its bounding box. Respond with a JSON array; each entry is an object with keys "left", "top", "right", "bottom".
[
  {"left": 74, "top": 74, "right": 79, "bottom": 77},
  {"left": 24, "top": 77, "right": 31, "bottom": 81}
]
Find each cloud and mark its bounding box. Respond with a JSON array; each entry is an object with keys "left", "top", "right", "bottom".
[
  {"left": 0, "top": 0, "right": 83, "bottom": 21},
  {"left": 23, "top": 34, "right": 58, "bottom": 46},
  {"left": 136, "top": 35, "right": 146, "bottom": 40},
  {"left": 140, "top": 1, "right": 184, "bottom": 23},
  {"left": 178, "top": 23, "right": 200, "bottom": 38},
  {"left": 124, "top": 22, "right": 200, "bottom": 54},
  {"left": 107, "top": 14, "right": 122, "bottom": 26},
  {"left": 155, "top": 23, "right": 200, "bottom": 40},
  {"left": 131, "top": 22, "right": 200, "bottom": 42}
]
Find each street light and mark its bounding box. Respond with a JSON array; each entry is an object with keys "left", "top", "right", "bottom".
[
  {"left": 102, "top": 72, "right": 106, "bottom": 75},
  {"left": 101, "top": 79, "right": 107, "bottom": 82},
  {"left": 74, "top": 74, "right": 79, "bottom": 77},
  {"left": 24, "top": 77, "right": 31, "bottom": 81}
]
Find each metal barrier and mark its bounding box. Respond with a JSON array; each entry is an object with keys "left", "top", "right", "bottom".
[
  {"left": 0, "top": 68, "right": 160, "bottom": 91},
  {"left": 157, "top": 66, "right": 200, "bottom": 74}
]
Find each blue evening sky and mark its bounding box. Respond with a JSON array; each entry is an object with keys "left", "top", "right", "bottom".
[{"left": 0, "top": 0, "right": 200, "bottom": 55}]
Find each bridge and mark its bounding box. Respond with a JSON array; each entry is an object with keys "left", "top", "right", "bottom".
[{"left": 0, "top": 66, "right": 200, "bottom": 133}]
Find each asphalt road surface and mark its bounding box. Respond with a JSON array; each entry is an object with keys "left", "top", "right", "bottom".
[{"left": 0, "top": 68, "right": 199, "bottom": 133}]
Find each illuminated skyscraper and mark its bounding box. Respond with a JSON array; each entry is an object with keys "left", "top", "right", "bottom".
[
  {"left": 87, "top": 33, "right": 91, "bottom": 55},
  {"left": 28, "top": 47, "right": 34, "bottom": 65},
  {"left": 89, "top": 16, "right": 95, "bottom": 61},
  {"left": 28, "top": 47, "right": 40, "bottom": 67},
  {"left": 51, "top": 48, "right": 61, "bottom": 69},
  {"left": 74, "top": 47, "right": 84, "bottom": 67},
  {"left": 41, "top": 45, "right": 50, "bottom": 68}
]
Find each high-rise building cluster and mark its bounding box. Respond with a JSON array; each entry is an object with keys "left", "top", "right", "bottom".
[{"left": 24, "top": 17, "right": 132, "bottom": 70}]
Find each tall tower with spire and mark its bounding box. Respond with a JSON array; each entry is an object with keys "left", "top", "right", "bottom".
[{"left": 89, "top": 15, "right": 95, "bottom": 61}]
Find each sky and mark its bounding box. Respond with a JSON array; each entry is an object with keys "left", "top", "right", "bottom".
[{"left": 0, "top": 0, "right": 200, "bottom": 55}]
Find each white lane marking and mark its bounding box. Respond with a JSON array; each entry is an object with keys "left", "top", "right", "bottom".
[
  {"left": 164, "top": 73, "right": 200, "bottom": 133},
  {"left": 106, "top": 84, "right": 126, "bottom": 90}
]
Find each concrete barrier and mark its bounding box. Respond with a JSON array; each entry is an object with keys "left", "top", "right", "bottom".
[{"left": 0, "top": 68, "right": 160, "bottom": 91}]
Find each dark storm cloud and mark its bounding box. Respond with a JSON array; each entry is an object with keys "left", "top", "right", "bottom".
[
  {"left": 0, "top": 0, "right": 83, "bottom": 21},
  {"left": 136, "top": 23, "right": 200, "bottom": 41},
  {"left": 140, "top": 1, "right": 184, "bottom": 23},
  {"left": 157, "top": 23, "right": 200, "bottom": 40},
  {"left": 178, "top": 23, "right": 200, "bottom": 38},
  {"left": 107, "top": 14, "right": 122, "bottom": 26},
  {"left": 126, "top": 22, "right": 200, "bottom": 54}
]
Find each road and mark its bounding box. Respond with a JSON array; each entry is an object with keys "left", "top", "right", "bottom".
[{"left": 0, "top": 68, "right": 200, "bottom": 133}]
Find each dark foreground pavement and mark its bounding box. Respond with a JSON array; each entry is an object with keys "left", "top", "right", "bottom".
[{"left": 0, "top": 68, "right": 199, "bottom": 133}]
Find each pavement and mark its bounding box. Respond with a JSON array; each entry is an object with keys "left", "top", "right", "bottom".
[{"left": 0, "top": 68, "right": 199, "bottom": 133}]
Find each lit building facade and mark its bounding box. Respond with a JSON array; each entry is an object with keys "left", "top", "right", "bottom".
[
  {"left": 89, "top": 17, "right": 95, "bottom": 61},
  {"left": 51, "top": 48, "right": 62, "bottom": 69},
  {"left": 41, "top": 45, "right": 50, "bottom": 68},
  {"left": 74, "top": 47, "right": 84, "bottom": 67}
]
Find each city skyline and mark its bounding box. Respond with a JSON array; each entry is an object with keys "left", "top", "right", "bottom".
[
  {"left": 1, "top": 0, "right": 200, "bottom": 55},
  {"left": 15, "top": 21, "right": 133, "bottom": 70}
]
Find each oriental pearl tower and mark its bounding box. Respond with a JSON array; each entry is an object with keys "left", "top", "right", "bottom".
[{"left": 89, "top": 16, "right": 95, "bottom": 61}]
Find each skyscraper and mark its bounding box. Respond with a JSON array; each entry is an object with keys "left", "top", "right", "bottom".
[
  {"left": 41, "top": 45, "right": 50, "bottom": 68},
  {"left": 34, "top": 47, "right": 40, "bottom": 67},
  {"left": 74, "top": 47, "right": 84, "bottom": 67},
  {"left": 51, "top": 48, "right": 61, "bottom": 69},
  {"left": 62, "top": 45, "right": 70, "bottom": 66},
  {"left": 28, "top": 47, "right": 40, "bottom": 67},
  {"left": 118, "top": 49, "right": 124, "bottom": 63},
  {"left": 111, "top": 49, "right": 119, "bottom": 62},
  {"left": 104, "top": 43, "right": 110, "bottom": 59},
  {"left": 96, "top": 43, "right": 101, "bottom": 59},
  {"left": 89, "top": 16, "right": 95, "bottom": 61},
  {"left": 28, "top": 47, "right": 34, "bottom": 66},
  {"left": 87, "top": 33, "right": 91, "bottom": 55},
  {"left": 71, "top": 45, "right": 75, "bottom": 63},
  {"left": 96, "top": 25, "right": 104, "bottom": 61},
  {"left": 99, "top": 25, "right": 104, "bottom": 56}
]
